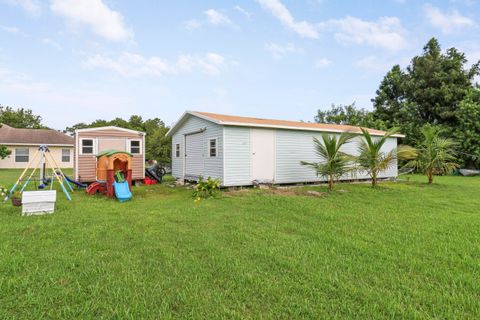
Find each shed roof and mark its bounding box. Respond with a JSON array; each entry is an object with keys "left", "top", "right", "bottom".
[
  {"left": 74, "top": 126, "right": 145, "bottom": 135},
  {"left": 167, "top": 111, "right": 405, "bottom": 137},
  {"left": 0, "top": 124, "right": 74, "bottom": 146}
]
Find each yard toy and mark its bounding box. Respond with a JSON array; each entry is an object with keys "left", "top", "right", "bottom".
[
  {"left": 145, "top": 163, "right": 166, "bottom": 183},
  {"left": 85, "top": 149, "right": 133, "bottom": 202},
  {"left": 3, "top": 145, "right": 73, "bottom": 203}
]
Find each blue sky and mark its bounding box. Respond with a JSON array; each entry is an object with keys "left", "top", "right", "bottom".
[{"left": 0, "top": 0, "right": 479, "bottom": 130}]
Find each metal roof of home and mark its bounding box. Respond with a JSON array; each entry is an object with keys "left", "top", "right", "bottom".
[
  {"left": 0, "top": 124, "right": 74, "bottom": 146},
  {"left": 167, "top": 111, "right": 405, "bottom": 137}
]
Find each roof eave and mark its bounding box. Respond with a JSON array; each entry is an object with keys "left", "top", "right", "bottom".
[{"left": 74, "top": 126, "right": 145, "bottom": 135}]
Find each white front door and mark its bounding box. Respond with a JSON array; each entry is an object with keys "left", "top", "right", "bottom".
[
  {"left": 185, "top": 132, "right": 204, "bottom": 177},
  {"left": 251, "top": 129, "right": 275, "bottom": 182}
]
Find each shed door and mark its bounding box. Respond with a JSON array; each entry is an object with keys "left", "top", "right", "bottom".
[
  {"left": 185, "top": 132, "right": 204, "bottom": 177},
  {"left": 251, "top": 129, "right": 275, "bottom": 182}
]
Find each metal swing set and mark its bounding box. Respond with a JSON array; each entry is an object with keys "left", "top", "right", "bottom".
[{"left": 3, "top": 145, "right": 73, "bottom": 203}]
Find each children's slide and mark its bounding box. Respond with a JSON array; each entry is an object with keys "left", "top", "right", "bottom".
[
  {"left": 64, "top": 175, "right": 87, "bottom": 188},
  {"left": 56, "top": 171, "right": 87, "bottom": 188},
  {"left": 113, "top": 181, "right": 132, "bottom": 202}
]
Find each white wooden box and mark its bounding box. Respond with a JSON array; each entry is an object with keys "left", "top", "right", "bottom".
[{"left": 22, "top": 190, "right": 57, "bottom": 216}]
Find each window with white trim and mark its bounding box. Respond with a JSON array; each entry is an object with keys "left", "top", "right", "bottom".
[
  {"left": 15, "top": 148, "right": 29, "bottom": 163},
  {"left": 175, "top": 144, "right": 180, "bottom": 157},
  {"left": 62, "top": 149, "right": 71, "bottom": 162},
  {"left": 81, "top": 139, "right": 94, "bottom": 154},
  {"left": 129, "top": 140, "right": 141, "bottom": 154},
  {"left": 209, "top": 139, "right": 217, "bottom": 157}
]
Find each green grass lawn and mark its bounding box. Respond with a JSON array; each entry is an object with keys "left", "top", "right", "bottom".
[{"left": 0, "top": 169, "right": 479, "bottom": 319}]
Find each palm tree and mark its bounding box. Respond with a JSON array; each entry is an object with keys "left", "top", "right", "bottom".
[
  {"left": 356, "top": 128, "right": 400, "bottom": 187},
  {"left": 301, "top": 132, "right": 356, "bottom": 191},
  {"left": 405, "top": 126, "right": 458, "bottom": 184}
]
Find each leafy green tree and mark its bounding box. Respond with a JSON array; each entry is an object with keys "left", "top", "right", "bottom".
[
  {"left": 0, "top": 105, "right": 45, "bottom": 128},
  {"left": 452, "top": 88, "right": 480, "bottom": 168},
  {"left": 0, "top": 145, "right": 11, "bottom": 159},
  {"left": 405, "top": 126, "right": 458, "bottom": 184},
  {"left": 372, "top": 38, "right": 480, "bottom": 149},
  {"left": 315, "top": 103, "right": 383, "bottom": 129},
  {"left": 301, "top": 132, "right": 356, "bottom": 190},
  {"left": 356, "top": 128, "right": 399, "bottom": 187}
]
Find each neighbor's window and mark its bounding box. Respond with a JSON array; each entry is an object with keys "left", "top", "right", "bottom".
[
  {"left": 15, "top": 148, "right": 29, "bottom": 163},
  {"left": 209, "top": 139, "right": 217, "bottom": 157},
  {"left": 175, "top": 144, "right": 180, "bottom": 157},
  {"left": 62, "top": 149, "right": 70, "bottom": 162},
  {"left": 130, "top": 140, "right": 141, "bottom": 154},
  {"left": 81, "top": 139, "right": 94, "bottom": 154}
]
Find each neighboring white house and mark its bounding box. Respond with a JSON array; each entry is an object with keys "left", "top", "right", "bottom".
[
  {"left": 0, "top": 124, "right": 74, "bottom": 169},
  {"left": 166, "top": 111, "right": 405, "bottom": 187}
]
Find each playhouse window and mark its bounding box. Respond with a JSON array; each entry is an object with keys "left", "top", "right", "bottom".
[
  {"left": 175, "top": 144, "right": 180, "bottom": 157},
  {"left": 130, "top": 140, "right": 141, "bottom": 154},
  {"left": 81, "top": 139, "right": 94, "bottom": 154},
  {"left": 62, "top": 149, "right": 70, "bottom": 162},
  {"left": 15, "top": 148, "right": 29, "bottom": 163},
  {"left": 209, "top": 139, "right": 217, "bottom": 157}
]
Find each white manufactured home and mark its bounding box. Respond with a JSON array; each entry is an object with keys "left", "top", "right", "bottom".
[{"left": 166, "top": 111, "right": 404, "bottom": 187}]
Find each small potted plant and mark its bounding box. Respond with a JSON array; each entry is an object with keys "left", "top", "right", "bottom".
[{"left": 10, "top": 191, "right": 22, "bottom": 207}]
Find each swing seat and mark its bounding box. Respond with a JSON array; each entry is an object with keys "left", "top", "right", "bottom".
[{"left": 22, "top": 190, "right": 57, "bottom": 216}]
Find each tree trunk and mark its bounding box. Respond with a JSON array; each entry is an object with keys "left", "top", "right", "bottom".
[
  {"left": 371, "top": 173, "right": 377, "bottom": 187},
  {"left": 427, "top": 171, "right": 433, "bottom": 184},
  {"left": 328, "top": 175, "right": 334, "bottom": 191}
]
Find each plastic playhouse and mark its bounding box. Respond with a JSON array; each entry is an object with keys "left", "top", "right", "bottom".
[{"left": 86, "top": 150, "right": 133, "bottom": 202}]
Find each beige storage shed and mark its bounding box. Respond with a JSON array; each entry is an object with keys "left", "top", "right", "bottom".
[{"left": 74, "top": 126, "right": 145, "bottom": 183}]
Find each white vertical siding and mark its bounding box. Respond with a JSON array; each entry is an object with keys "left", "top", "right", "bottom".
[
  {"left": 171, "top": 115, "right": 223, "bottom": 181},
  {"left": 275, "top": 130, "right": 399, "bottom": 184},
  {"left": 223, "top": 126, "right": 251, "bottom": 186},
  {"left": 185, "top": 132, "right": 205, "bottom": 177}
]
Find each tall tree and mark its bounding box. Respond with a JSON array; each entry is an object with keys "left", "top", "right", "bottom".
[
  {"left": 314, "top": 103, "right": 384, "bottom": 129},
  {"left": 0, "top": 105, "right": 45, "bottom": 128},
  {"left": 372, "top": 38, "right": 480, "bottom": 150},
  {"left": 451, "top": 88, "right": 480, "bottom": 168}
]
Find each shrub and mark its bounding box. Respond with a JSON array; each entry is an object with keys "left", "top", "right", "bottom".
[
  {"left": 193, "top": 176, "right": 221, "bottom": 202},
  {"left": 0, "top": 186, "right": 8, "bottom": 198}
]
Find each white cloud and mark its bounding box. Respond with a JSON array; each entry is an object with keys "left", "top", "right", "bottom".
[
  {"left": 256, "top": 0, "right": 407, "bottom": 51},
  {"left": 84, "top": 52, "right": 171, "bottom": 77},
  {"left": 204, "top": 9, "right": 232, "bottom": 26},
  {"left": 84, "top": 52, "right": 228, "bottom": 77},
  {"left": 4, "top": 0, "right": 41, "bottom": 16},
  {"left": 234, "top": 6, "right": 251, "bottom": 18},
  {"left": 424, "top": 4, "right": 475, "bottom": 34},
  {"left": 1, "top": 25, "right": 21, "bottom": 34},
  {"left": 264, "top": 42, "right": 303, "bottom": 59},
  {"left": 184, "top": 19, "right": 202, "bottom": 31},
  {"left": 314, "top": 58, "right": 331, "bottom": 69},
  {"left": 50, "top": 0, "right": 134, "bottom": 42},
  {"left": 185, "top": 9, "right": 233, "bottom": 30},
  {"left": 41, "top": 38, "right": 62, "bottom": 51},
  {"left": 320, "top": 16, "right": 407, "bottom": 52},
  {"left": 256, "top": 0, "right": 319, "bottom": 39}
]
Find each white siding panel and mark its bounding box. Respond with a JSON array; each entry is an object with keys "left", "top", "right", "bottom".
[
  {"left": 224, "top": 126, "right": 251, "bottom": 186},
  {"left": 171, "top": 115, "right": 223, "bottom": 181},
  {"left": 275, "top": 130, "right": 399, "bottom": 184},
  {"left": 185, "top": 132, "right": 205, "bottom": 177},
  {"left": 22, "top": 191, "right": 56, "bottom": 215}
]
